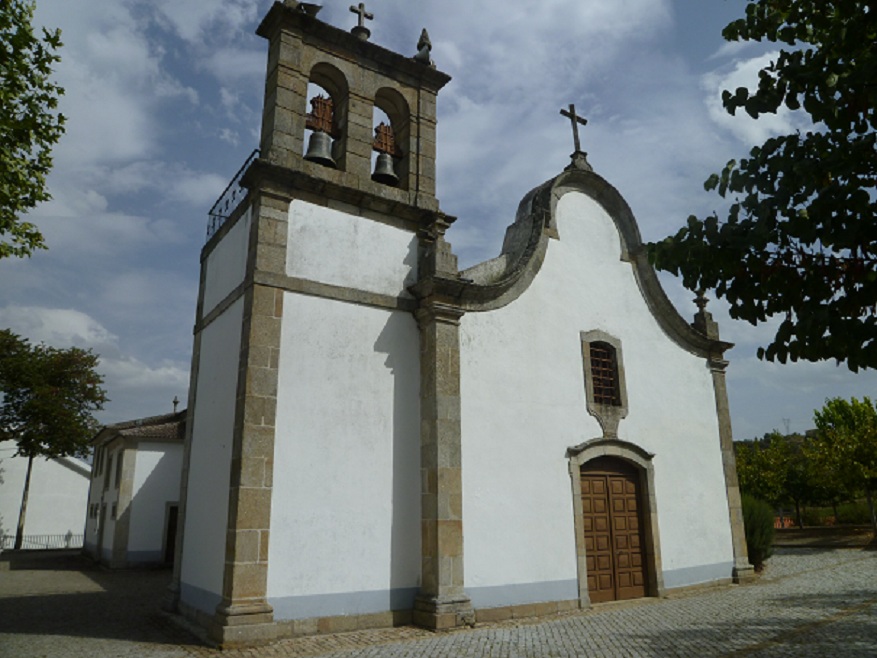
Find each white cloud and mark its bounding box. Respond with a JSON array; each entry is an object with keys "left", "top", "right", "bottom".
[
  {"left": 152, "top": 0, "right": 261, "bottom": 44},
  {"left": 168, "top": 172, "right": 230, "bottom": 208},
  {"left": 0, "top": 306, "right": 190, "bottom": 425},
  {"left": 0, "top": 307, "right": 118, "bottom": 353},
  {"left": 702, "top": 52, "right": 811, "bottom": 144}
]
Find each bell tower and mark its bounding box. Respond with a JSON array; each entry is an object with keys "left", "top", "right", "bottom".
[
  {"left": 253, "top": 0, "right": 450, "bottom": 210},
  {"left": 171, "top": 0, "right": 467, "bottom": 648}
]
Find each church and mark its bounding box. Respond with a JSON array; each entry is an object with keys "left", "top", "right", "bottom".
[{"left": 166, "top": 0, "right": 753, "bottom": 647}]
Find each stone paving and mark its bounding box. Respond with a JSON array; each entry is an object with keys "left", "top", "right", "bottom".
[{"left": 1, "top": 548, "right": 875, "bottom": 657}]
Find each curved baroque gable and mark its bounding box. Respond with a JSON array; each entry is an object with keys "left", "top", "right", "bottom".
[{"left": 455, "top": 168, "right": 730, "bottom": 359}]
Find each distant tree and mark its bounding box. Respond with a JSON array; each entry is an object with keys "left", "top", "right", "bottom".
[
  {"left": 0, "top": 330, "right": 107, "bottom": 549},
  {"left": 649, "top": 0, "right": 877, "bottom": 371},
  {"left": 812, "top": 396, "right": 877, "bottom": 532},
  {"left": 0, "top": 0, "right": 66, "bottom": 259},
  {"left": 736, "top": 432, "right": 821, "bottom": 527}
]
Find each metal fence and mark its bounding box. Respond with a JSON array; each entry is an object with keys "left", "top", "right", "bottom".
[
  {"left": 207, "top": 148, "right": 260, "bottom": 241},
  {"left": 0, "top": 533, "right": 84, "bottom": 550}
]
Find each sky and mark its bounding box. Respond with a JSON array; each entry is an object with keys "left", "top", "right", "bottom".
[{"left": 2, "top": 0, "right": 875, "bottom": 441}]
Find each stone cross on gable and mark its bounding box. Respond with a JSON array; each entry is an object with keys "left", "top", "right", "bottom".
[
  {"left": 560, "top": 103, "right": 593, "bottom": 172},
  {"left": 560, "top": 104, "right": 587, "bottom": 153},
  {"left": 350, "top": 3, "right": 373, "bottom": 28}
]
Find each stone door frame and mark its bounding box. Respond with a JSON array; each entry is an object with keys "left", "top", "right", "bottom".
[{"left": 567, "top": 438, "right": 665, "bottom": 607}]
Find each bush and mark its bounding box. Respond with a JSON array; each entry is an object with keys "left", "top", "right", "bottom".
[
  {"left": 836, "top": 501, "right": 872, "bottom": 525},
  {"left": 742, "top": 494, "right": 775, "bottom": 571}
]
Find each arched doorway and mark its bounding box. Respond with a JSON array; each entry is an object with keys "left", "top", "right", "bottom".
[
  {"left": 567, "top": 439, "right": 665, "bottom": 606},
  {"left": 579, "top": 456, "right": 646, "bottom": 602}
]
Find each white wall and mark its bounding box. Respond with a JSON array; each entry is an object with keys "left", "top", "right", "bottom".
[
  {"left": 179, "top": 297, "right": 243, "bottom": 612},
  {"left": 203, "top": 206, "right": 251, "bottom": 315},
  {"left": 460, "top": 191, "right": 734, "bottom": 603},
  {"left": 268, "top": 292, "right": 421, "bottom": 619},
  {"left": 128, "top": 442, "right": 183, "bottom": 556},
  {"left": 0, "top": 441, "right": 89, "bottom": 548},
  {"left": 286, "top": 200, "right": 418, "bottom": 298}
]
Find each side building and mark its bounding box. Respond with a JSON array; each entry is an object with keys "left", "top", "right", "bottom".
[{"left": 83, "top": 410, "right": 185, "bottom": 568}]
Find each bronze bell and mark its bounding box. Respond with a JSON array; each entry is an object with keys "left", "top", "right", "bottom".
[
  {"left": 371, "top": 152, "right": 399, "bottom": 186},
  {"left": 304, "top": 131, "right": 336, "bottom": 168}
]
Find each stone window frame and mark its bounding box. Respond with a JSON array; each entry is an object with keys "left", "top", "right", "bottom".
[
  {"left": 567, "top": 438, "right": 665, "bottom": 607},
  {"left": 580, "top": 330, "right": 628, "bottom": 438}
]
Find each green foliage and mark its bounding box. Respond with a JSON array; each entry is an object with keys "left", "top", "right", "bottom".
[
  {"left": 742, "top": 493, "right": 775, "bottom": 571},
  {"left": 649, "top": 0, "right": 877, "bottom": 371},
  {"left": 735, "top": 432, "right": 820, "bottom": 524},
  {"left": 835, "top": 500, "right": 873, "bottom": 525},
  {"left": 811, "top": 396, "right": 877, "bottom": 530},
  {"left": 0, "top": 329, "right": 107, "bottom": 459},
  {"left": 0, "top": 0, "right": 66, "bottom": 259}
]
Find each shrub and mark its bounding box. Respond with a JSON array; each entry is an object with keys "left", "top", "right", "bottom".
[
  {"left": 836, "top": 501, "right": 872, "bottom": 525},
  {"left": 742, "top": 494, "right": 775, "bottom": 571}
]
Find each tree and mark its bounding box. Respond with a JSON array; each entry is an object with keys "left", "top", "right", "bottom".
[
  {"left": 0, "top": 330, "right": 107, "bottom": 549},
  {"left": 735, "top": 432, "right": 817, "bottom": 527},
  {"left": 649, "top": 0, "right": 877, "bottom": 371},
  {"left": 811, "top": 396, "right": 877, "bottom": 532},
  {"left": 1, "top": 0, "right": 66, "bottom": 259}
]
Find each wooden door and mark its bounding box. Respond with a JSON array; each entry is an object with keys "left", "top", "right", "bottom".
[
  {"left": 164, "top": 505, "right": 179, "bottom": 564},
  {"left": 580, "top": 457, "right": 647, "bottom": 603}
]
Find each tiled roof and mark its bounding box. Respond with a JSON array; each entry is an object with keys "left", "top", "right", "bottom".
[{"left": 92, "top": 409, "right": 186, "bottom": 445}]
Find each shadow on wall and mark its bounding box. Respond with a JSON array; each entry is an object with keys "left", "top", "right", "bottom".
[
  {"left": 106, "top": 448, "right": 180, "bottom": 566},
  {"left": 374, "top": 309, "right": 421, "bottom": 608}
]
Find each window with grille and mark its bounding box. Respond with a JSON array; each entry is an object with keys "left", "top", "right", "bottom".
[{"left": 589, "top": 342, "right": 621, "bottom": 406}]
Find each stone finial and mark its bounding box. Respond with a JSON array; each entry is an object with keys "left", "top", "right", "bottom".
[
  {"left": 350, "top": 3, "right": 373, "bottom": 40},
  {"left": 414, "top": 28, "right": 434, "bottom": 66},
  {"left": 297, "top": 2, "right": 322, "bottom": 16},
  {"left": 693, "top": 290, "right": 720, "bottom": 339}
]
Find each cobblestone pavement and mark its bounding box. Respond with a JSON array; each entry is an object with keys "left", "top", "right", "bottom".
[{"left": 1, "top": 548, "right": 875, "bottom": 657}]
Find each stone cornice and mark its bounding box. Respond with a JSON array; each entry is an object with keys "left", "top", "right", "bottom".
[
  {"left": 257, "top": 2, "right": 452, "bottom": 92},
  {"left": 240, "top": 158, "right": 451, "bottom": 231}
]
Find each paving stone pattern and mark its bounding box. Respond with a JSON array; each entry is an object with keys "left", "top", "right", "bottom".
[{"left": 1, "top": 548, "right": 875, "bottom": 657}]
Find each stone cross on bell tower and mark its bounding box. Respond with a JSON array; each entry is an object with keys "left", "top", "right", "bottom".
[{"left": 349, "top": 3, "right": 373, "bottom": 40}]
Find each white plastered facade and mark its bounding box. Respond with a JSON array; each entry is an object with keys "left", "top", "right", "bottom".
[
  {"left": 267, "top": 200, "right": 422, "bottom": 619},
  {"left": 460, "top": 191, "right": 734, "bottom": 607}
]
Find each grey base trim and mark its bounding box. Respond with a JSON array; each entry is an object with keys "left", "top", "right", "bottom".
[
  {"left": 268, "top": 587, "right": 420, "bottom": 620},
  {"left": 181, "top": 581, "right": 223, "bottom": 615},
  {"left": 269, "top": 587, "right": 419, "bottom": 620},
  {"left": 127, "top": 549, "right": 164, "bottom": 564},
  {"left": 662, "top": 562, "right": 733, "bottom": 589},
  {"left": 467, "top": 579, "right": 578, "bottom": 609}
]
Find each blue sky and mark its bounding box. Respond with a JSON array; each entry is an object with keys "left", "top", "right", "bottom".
[{"left": 2, "top": 0, "right": 875, "bottom": 440}]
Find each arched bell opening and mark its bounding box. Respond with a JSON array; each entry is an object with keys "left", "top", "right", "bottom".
[
  {"left": 372, "top": 87, "right": 410, "bottom": 189},
  {"left": 304, "top": 63, "right": 349, "bottom": 170}
]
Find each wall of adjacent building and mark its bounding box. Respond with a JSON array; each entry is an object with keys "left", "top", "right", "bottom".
[
  {"left": 459, "top": 191, "right": 735, "bottom": 608},
  {"left": 0, "top": 441, "right": 89, "bottom": 549}
]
